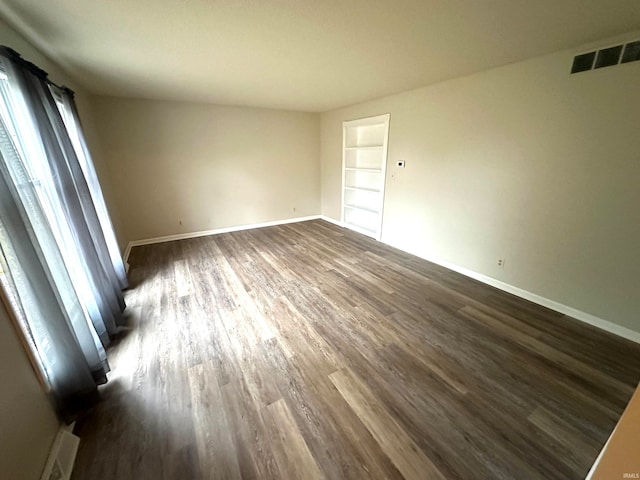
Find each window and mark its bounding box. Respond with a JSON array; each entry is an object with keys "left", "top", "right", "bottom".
[
  {"left": 0, "top": 62, "right": 103, "bottom": 390},
  {"left": 0, "top": 47, "right": 127, "bottom": 418}
]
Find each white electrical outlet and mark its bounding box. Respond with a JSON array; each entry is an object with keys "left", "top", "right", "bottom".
[{"left": 497, "top": 259, "right": 505, "bottom": 268}]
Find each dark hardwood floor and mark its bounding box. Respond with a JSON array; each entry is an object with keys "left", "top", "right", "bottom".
[{"left": 72, "top": 219, "right": 640, "bottom": 479}]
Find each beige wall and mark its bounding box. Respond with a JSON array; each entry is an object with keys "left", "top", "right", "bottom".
[
  {"left": 74, "top": 94, "right": 126, "bottom": 248},
  {"left": 321, "top": 32, "right": 640, "bottom": 334},
  {"left": 91, "top": 96, "right": 320, "bottom": 244},
  {"left": 0, "top": 303, "right": 59, "bottom": 479}
]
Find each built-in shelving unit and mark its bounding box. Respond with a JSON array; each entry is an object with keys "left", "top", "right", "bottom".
[{"left": 341, "top": 114, "right": 390, "bottom": 239}]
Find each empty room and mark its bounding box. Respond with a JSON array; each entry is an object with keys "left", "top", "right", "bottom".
[{"left": 1, "top": 1, "right": 640, "bottom": 479}]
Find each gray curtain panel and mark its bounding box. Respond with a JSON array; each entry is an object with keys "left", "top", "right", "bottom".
[
  {"left": 0, "top": 113, "right": 104, "bottom": 421},
  {"left": 0, "top": 46, "right": 127, "bottom": 420},
  {"left": 2, "top": 47, "right": 127, "bottom": 342},
  {"left": 57, "top": 87, "right": 128, "bottom": 291}
]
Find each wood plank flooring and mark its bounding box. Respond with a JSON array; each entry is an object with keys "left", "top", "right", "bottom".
[{"left": 71, "top": 219, "right": 640, "bottom": 480}]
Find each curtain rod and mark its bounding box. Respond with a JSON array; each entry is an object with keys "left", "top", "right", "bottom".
[{"left": 0, "top": 45, "right": 75, "bottom": 97}]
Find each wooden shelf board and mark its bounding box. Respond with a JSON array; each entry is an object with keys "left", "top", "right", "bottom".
[
  {"left": 344, "top": 203, "right": 380, "bottom": 214},
  {"left": 344, "top": 186, "right": 381, "bottom": 193},
  {"left": 343, "top": 220, "right": 377, "bottom": 237},
  {"left": 344, "top": 167, "right": 382, "bottom": 173},
  {"left": 345, "top": 144, "right": 384, "bottom": 150}
]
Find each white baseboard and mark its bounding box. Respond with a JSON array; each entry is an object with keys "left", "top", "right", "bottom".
[
  {"left": 40, "top": 427, "right": 80, "bottom": 480},
  {"left": 585, "top": 425, "right": 615, "bottom": 480},
  {"left": 319, "top": 215, "right": 344, "bottom": 227},
  {"left": 387, "top": 242, "right": 640, "bottom": 344},
  {"left": 317, "top": 214, "right": 640, "bottom": 344},
  {"left": 122, "top": 213, "right": 640, "bottom": 344},
  {"left": 320, "top": 215, "right": 379, "bottom": 239},
  {"left": 123, "top": 215, "right": 321, "bottom": 264},
  {"left": 122, "top": 245, "right": 132, "bottom": 268}
]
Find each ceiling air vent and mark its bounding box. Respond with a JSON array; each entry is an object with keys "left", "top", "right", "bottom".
[
  {"left": 621, "top": 40, "right": 640, "bottom": 63},
  {"left": 594, "top": 45, "right": 623, "bottom": 69},
  {"left": 571, "top": 52, "right": 596, "bottom": 73},
  {"left": 571, "top": 40, "right": 640, "bottom": 74}
]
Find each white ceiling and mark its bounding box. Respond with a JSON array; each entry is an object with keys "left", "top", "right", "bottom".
[{"left": 1, "top": 0, "right": 639, "bottom": 112}]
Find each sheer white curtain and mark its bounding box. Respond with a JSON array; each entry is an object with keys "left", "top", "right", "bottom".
[
  {"left": 53, "top": 86, "right": 128, "bottom": 290},
  {"left": 0, "top": 46, "right": 127, "bottom": 420}
]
